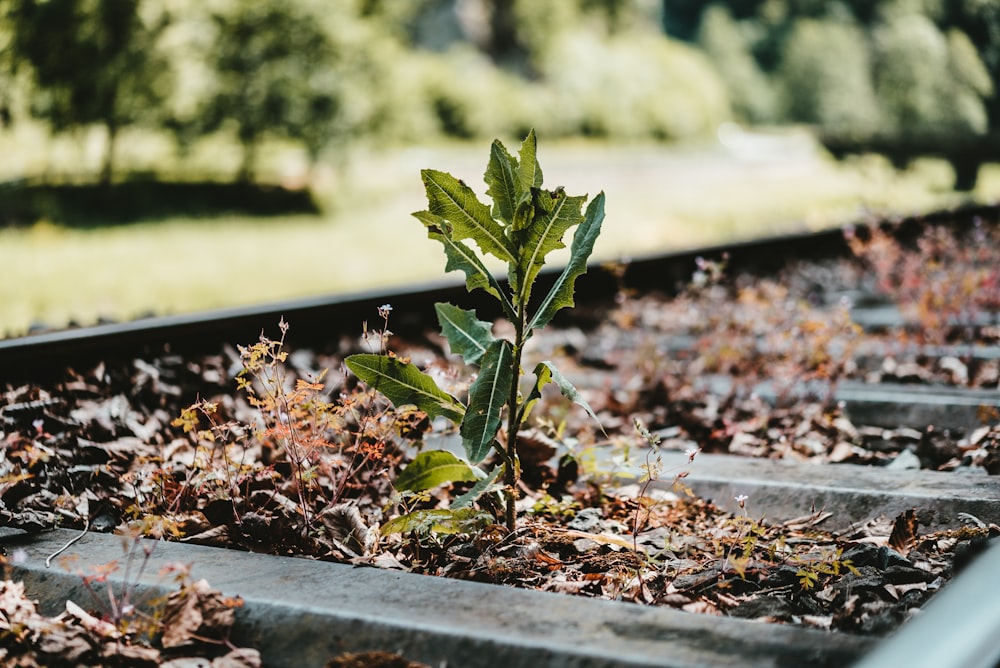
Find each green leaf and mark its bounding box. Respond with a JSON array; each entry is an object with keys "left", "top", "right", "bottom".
[
  {"left": 381, "top": 508, "right": 492, "bottom": 536},
  {"left": 519, "top": 363, "right": 550, "bottom": 427},
  {"left": 344, "top": 354, "right": 465, "bottom": 424},
  {"left": 435, "top": 302, "right": 495, "bottom": 365},
  {"left": 452, "top": 463, "right": 505, "bottom": 509},
  {"left": 529, "top": 192, "right": 606, "bottom": 331},
  {"left": 414, "top": 211, "right": 515, "bottom": 319},
  {"left": 517, "top": 128, "right": 543, "bottom": 193},
  {"left": 484, "top": 139, "right": 520, "bottom": 224},
  {"left": 514, "top": 187, "right": 586, "bottom": 306},
  {"left": 460, "top": 339, "right": 514, "bottom": 464},
  {"left": 395, "top": 450, "right": 479, "bottom": 492},
  {"left": 421, "top": 169, "right": 516, "bottom": 263},
  {"left": 525, "top": 361, "right": 603, "bottom": 430},
  {"left": 511, "top": 197, "right": 534, "bottom": 233}
]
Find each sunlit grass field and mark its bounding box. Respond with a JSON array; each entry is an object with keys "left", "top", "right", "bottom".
[{"left": 3, "top": 125, "right": 999, "bottom": 338}]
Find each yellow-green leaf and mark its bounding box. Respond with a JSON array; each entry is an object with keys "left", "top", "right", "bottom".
[
  {"left": 435, "top": 302, "right": 495, "bottom": 365},
  {"left": 460, "top": 339, "right": 513, "bottom": 464},
  {"left": 345, "top": 354, "right": 465, "bottom": 424},
  {"left": 421, "top": 169, "right": 516, "bottom": 263},
  {"left": 529, "top": 192, "right": 605, "bottom": 330},
  {"left": 484, "top": 139, "right": 521, "bottom": 224},
  {"left": 380, "top": 508, "right": 493, "bottom": 536},
  {"left": 395, "top": 450, "right": 479, "bottom": 492}
]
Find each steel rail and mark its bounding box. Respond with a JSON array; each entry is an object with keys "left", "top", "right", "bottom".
[
  {"left": 4, "top": 202, "right": 997, "bottom": 384},
  {"left": 851, "top": 538, "right": 1000, "bottom": 668},
  {"left": 1, "top": 525, "right": 870, "bottom": 668}
]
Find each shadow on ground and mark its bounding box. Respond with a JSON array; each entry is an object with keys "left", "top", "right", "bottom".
[{"left": 0, "top": 178, "right": 320, "bottom": 226}]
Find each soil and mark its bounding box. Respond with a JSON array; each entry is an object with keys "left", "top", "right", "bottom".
[{"left": 1, "top": 216, "right": 998, "bottom": 662}]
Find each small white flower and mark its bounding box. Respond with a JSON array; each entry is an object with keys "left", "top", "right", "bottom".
[
  {"left": 378, "top": 304, "right": 393, "bottom": 318},
  {"left": 734, "top": 494, "right": 749, "bottom": 508},
  {"left": 684, "top": 447, "right": 700, "bottom": 462}
]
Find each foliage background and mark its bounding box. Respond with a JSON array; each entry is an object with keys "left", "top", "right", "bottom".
[{"left": 1, "top": 0, "right": 999, "bottom": 334}]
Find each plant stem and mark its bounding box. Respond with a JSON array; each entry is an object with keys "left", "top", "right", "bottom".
[{"left": 503, "top": 306, "right": 527, "bottom": 531}]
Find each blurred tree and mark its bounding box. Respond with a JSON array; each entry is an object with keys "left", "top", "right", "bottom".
[
  {"left": 776, "top": 16, "right": 880, "bottom": 133},
  {"left": 939, "top": 0, "right": 1000, "bottom": 128},
  {"left": 872, "top": 11, "right": 991, "bottom": 134},
  {"left": 877, "top": 0, "right": 947, "bottom": 21},
  {"left": 698, "top": 4, "right": 777, "bottom": 123},
  {"left": 510, "top": 0, "right": 581, "bottom": 74},
  {"left": 483, "top": 0, "right": 520, "bottom": 66},
  {"left": 475, "top": 0, "right": 663, "bottom": 73},
  {"left": 579, "top": 0, "right": 663, "bottom": 34},
  {"left": 535, "top": 29, "right": 730, "bottom": 140},
  {"left": 661, "top": 0, "right": 715, "bottom": 40},
  {"left": 0, "top": 6, "right": 14, "bottom": 127},
  {"left": 198, "top": 0, "right": 345, "bottom": 183},
  {"left": 946, "top": 27, "right": 995, "bottom": 126},
  {"left": 357, "top": 0, "right": 435, "bottom": 43},
  {"left": 1, "top": 0, "right": 172, "bottom": 184}
]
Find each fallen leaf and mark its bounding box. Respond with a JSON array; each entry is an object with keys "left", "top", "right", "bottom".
[
  {"left": 160, "top": 579, "right": 239, "bottom": 649},
  {"left": 65, "top": 599, "right": 120, "bottom": 639},
  {"left": 888, "top": 509, "right": 919, "bottom": 556},
  {"left": 212, "top": 648, "right": 263, "bottom": 668}
]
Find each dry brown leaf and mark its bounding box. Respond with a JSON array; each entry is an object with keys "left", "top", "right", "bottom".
[
  {"left": 543, "top": 576, "right": 592, "bottom": 595},
  {"left": 0, "top": 580, "right": 42, "bottom": 637},
  {"left": 317, "top": 502, "right": 379, "bottom": 555},
  {"left": 35, "top": 626, "right": 94, "bottom": 662},
  {"left": 326, "top": 651, "right": 430, "bottom": 668},
  {"left": 888, "top": 509, "right": 919, "bottom": 556},
  {"left": 801, "top": 614, "right": 833, "bottom": 630},
  {"left": 98, "top": 642, "right": 161, "bottom": 665},
  {"left": 782, "top": 511, "right": 833, "bottom": 531},
  {"left": 160, "top": 579, "right": 240, "bottom": 649},
  {"left": 212, "top": 648, "right": 263, "bottom": 668},
  {"left": 828, "top": 441, "right": 860, "bottom": 462},
  {"left": 180, "top": 524, "right": 231, "bottom": 548},
  {"left": 682, "top": 599, "right": 720, "bottom": 615},
  {"left": 160, "top": 658, "right": 213, "bottom": 668},
  {"left": 65, "top": 599, "right": 121, "bottom": 639}
]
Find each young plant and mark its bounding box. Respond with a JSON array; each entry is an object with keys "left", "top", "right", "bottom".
[
  {"left": 170, "top": 319, "right": 397, "bottom": 544},
  {"left": 346, "top": 130, "right": 605, "bottom": 530}
]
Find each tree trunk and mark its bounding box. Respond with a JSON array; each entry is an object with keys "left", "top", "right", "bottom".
[
  {"left": 101, "top": 121, "right": 118, "bottom": 186},
  {"left": 485, "top": 0, "right": 519, "bottom": 65},
  {"left": 238, "top": 134, "right": 257, "bottom": 184}
]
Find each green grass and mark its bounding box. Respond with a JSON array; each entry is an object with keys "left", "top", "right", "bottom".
[{"left": 3, "top": 129, "right": 999, "bottom": 338}]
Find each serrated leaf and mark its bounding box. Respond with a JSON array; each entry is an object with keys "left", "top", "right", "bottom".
[
  {"left": 519, "top": 363, "right": 550, "bottom": 427},
  {"left": 517, "top": 128, "right": 543, "bottom": 193},
  {"left": 435, "top": 302, "right": 495, "bottom": 365},
  {"left": 460, "top": 339, "right": 514, "bottom": 464},
  {"left": 529, "top": 192, "right": 605, "bottom": 331},
  {"left": 452, "top": 463, "right": 505, "bottom": 509},
  {"left": 380, "top": 508, "right": 492, "bottom": 536},
  {"left": 414, "top": 210, "right": 515, "bottom": 319},
  {"left": 510, "top": 197, "right": 534, "bottom": 233},
  {"left": 395, "top": 450, "right": 479, "bottom": 492},
  {"left": 421, "top": 169, "right": 516, "bottom": 263},
  {"left": 525, "top": 361, "right": 603, "bottom": 431},
  {"left": 514, "top": 187, "right": 585, "bottom": 306},
  {"left": 345, "top": 354, "right": 465, "bottom": 424},
  {"left": 485, "top": 139, "right": 520, "bottom": 224}
]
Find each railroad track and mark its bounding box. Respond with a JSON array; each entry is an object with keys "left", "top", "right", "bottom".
[{"left": 2, "top": 204, "right": 999, "bottom": 667}]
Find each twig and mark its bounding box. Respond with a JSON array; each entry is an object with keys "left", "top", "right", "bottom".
[{"left": 45, "top": 518, "right": 90, "bottom": 568}]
